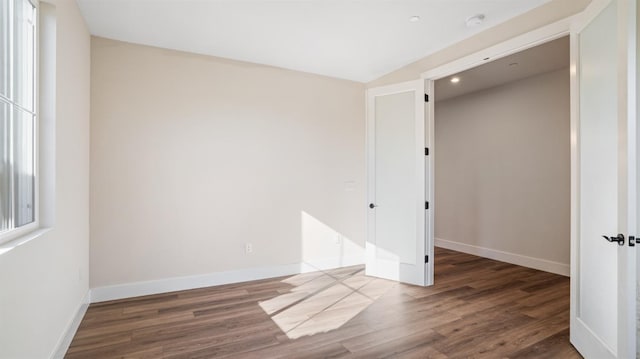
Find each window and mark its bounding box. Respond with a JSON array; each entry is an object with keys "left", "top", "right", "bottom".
[{"left": 0, "top": 0, "right": 37, "bottom": 241}]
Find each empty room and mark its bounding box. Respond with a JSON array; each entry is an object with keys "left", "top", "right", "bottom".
[
  {"left": 434, "top": 36, "right": 573, "bottom": 353},
  {"left": 0, "top": 0, "right": 638, "bottom": 358}
]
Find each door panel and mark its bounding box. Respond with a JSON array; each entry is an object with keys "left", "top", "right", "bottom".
[
  {"left": 571, "top": 0, "right": 637, "bottom": 357},
  {"left": 366, "top": 80, "right": 431, "bottom": 286},
  {"left": 374, "top": 91, "right": 417, "bottom": 265},
  {"left": 578, "top": 0, "right": 618, "bottom": 351}
]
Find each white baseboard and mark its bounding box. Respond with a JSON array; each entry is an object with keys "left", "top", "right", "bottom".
[
  {"left": 51, "top": 290, "right": 91, "bottom": 359},
  {"left": 435, "top": 238, "right": 570, "bottom": 276},
  {"left": 91, "top": 255, "right": 364, "bottom": 303}
]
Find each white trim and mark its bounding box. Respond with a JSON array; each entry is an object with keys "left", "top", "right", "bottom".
[
  {"left": 569, "top": 26, "right": 582, "bottom": 355},
  {"left": 421, "top": 15, "right": 576, "bottom": 81},
  {"left": 571, "top": 0, "right": 613, "bottom": 33},
  {"left": 0, "top": 227, "right": 50, "bottom": 256},
  {"left": 620, "top": 0, "right": 638, "bottom": 357},
  {"left": 366, "top": 79, "right": 423, "bottom": 97},
  {"left": 435, "top": 238, "right": 570, "bottom": 276},
  {"left": 37, "top": 0, "right": 56, "bottom": 230},
  {"left": 91, "top": 256, "right": 365, "bottom": 303},
  {"left": 0, "top": 221, "right": 40, "bottom": 247},
  {"left": 425, "top": 79, "right": 434, "bottom": 286},
  {"left": 51, "top": 290, "right": 91, "bottom": 359},
  {"left": 572, "top": 318, "right": 617, "bottom": 359}
]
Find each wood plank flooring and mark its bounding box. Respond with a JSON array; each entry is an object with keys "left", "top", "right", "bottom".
[{"left": 66, "top": 248, "right": 582, "bottom": 358}]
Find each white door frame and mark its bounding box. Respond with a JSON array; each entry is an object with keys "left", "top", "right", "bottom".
[{"left": 420, "top": 1, "right": 637, "bottom": 357}]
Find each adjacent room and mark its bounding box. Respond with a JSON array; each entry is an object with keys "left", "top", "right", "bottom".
[
  {"left": 434, "top": 36, "right": 570, "bottom": 276},
  {"left": 1, "top": 0, "right": 638, "bottom": 358}
]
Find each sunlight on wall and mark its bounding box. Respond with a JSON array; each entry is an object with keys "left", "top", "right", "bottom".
[{"left": 258, "top": 267, "right": 396, "bottom": 339}]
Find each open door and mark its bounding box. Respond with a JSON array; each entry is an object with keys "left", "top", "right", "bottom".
[
  {"left": 570, "top": 0, "right": 637, "bottom": 357},
  {"left": 365, "top": 79, "right": 433, "bottom": 287}
]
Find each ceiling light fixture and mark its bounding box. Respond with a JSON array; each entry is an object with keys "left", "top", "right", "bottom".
[
  {"left": 450, "top": 77, "right": 460, "bottom": 84},
  {"left": 409, "top": 16, "right": 421, "bottom": 23},
  {"left": 466, "top": 14, "right": 485, "bottom": 27}
]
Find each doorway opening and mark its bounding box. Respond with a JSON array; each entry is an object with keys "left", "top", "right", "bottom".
[
  {"left": 427, "top": 35, "right": 574, "bottom": 354},
  {"left": 433, "top": 36, "right": 571, "bottom": 276},
  {"left": 432, "top": 36, "right": 571, "bottom": 278}
]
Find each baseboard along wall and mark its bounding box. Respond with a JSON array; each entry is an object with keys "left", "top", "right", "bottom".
[
  {"left": 51, "top": 290, "right": 91, "bottom": 359},
  {"left": 435, "top": 238, "right": 570, "bottom": 276},
  {"left": 90, "top": 255, "right": 365, "bottom": 303}
]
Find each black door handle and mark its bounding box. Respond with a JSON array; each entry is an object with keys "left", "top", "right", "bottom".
[
  {"left": 369, "top": 203, "right": 377, "bottom": 209},
  {"left": 602, "top": 234, "right": 625, "bottom": 246}
]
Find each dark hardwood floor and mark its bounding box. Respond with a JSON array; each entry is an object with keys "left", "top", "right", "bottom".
[{"left": 66, "top": 248, "right": 582, "bottom": 358}]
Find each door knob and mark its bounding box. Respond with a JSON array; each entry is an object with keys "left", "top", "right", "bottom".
[
  {"left": 369, "top": 203, "right": 377, "bottom": 209},
  {"left": 602, "top": 234, "right": 625, "bottom": 246}
]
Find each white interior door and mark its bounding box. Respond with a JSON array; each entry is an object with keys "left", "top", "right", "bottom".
[
  {"left": 365, "top": 80, "right": 432, "bottom": 287},
  {"left": 571, "top": 0, "right": 637, "bottom": 357}
]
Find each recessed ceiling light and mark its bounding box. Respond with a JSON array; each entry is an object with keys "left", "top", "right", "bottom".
[
  {"left": 409, "top": 16, "right": 421, "bottom": 23},
  {"left": 466, "top": 14, "right": 485, "bottom": 27},
  {"left": 451, "top": 77, "right": 460, "bottom": 84}
]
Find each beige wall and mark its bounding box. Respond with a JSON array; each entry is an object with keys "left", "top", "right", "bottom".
[
  {"left": 434, "top": 68, "right": 570, "bottom": 267},
  {"left": 368, "top": 0, "right": 590, "bottom": 88},
  {"left": 0, "top": 0, "right": 91, "bottom": 357},
  {"left": 90, "top": 37, "right": 365, "bottom": 288}
]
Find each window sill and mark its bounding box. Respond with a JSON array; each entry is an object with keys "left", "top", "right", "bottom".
[{"left": 0, "top": 227, "right": 52, "bottom": 256}]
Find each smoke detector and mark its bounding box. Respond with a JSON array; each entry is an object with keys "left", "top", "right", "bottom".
[{"left": 466, "top": 14, "right": 485, "bottom": 27}]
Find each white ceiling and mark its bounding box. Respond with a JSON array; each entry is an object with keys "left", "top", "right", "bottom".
[
  {"left": 435, "top": 35, "right": 569, "bottom": 101},
  {"left": 76, "top": 0, "right": 551, "bottom": 83}
]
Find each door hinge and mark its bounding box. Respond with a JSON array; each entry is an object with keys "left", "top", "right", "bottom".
[
  {"left": 425, "top": 255, "right": 429, "bottom": 263},
  {"left": 425, "top": 148, "right": 429, "bottom": 156},
  {"left": 425, "top": 201, "right": 429, "bottom": 210},
  {"left": 425, "top": 94, "right": 429, "bottom": 102}
]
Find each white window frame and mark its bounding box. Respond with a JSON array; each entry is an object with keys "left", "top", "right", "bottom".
[{"left": 0, "top": 0, "right": 39, "bottom": 245}]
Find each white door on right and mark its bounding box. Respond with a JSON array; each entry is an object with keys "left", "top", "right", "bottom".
[{"left": 571, "top": 0, "right": 637, "bottom": 358}]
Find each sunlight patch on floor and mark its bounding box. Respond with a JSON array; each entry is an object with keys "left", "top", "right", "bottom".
[{"left": 259, "top": 268, "right": 396, "bottom": 339}]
